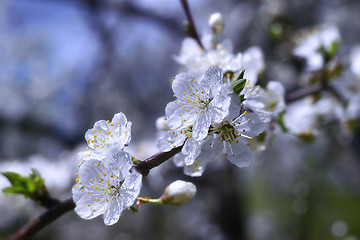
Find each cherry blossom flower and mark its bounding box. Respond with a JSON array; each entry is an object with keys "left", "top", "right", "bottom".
[
  {"left": 293, "top": 25, "right": 340, "bottom": 71},
  {"left": 78, "top": 112, "right": 132, "bottom": 161},
  {"left": 208, "top": 112, "right": 267, "bottom": 167},
  {"left": 166, "top": 66, "right": 231, "bottom": 141},
  {"left": 73, "top": 147, "right": 142, "bottom": 226}
]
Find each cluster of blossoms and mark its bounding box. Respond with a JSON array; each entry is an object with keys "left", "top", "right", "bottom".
[
  {"left": 72, "top": 113, "right": 142, "bottom": 225},
  {"left": 289, "top": 24, "right": 360, "bottom": 136},
  {"left": 156, "top": 13, "right": 286, "bottom": 177}
]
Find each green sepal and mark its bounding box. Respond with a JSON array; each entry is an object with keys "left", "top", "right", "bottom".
[
  {"left": 239, "top": 94, "right": 245, "bottom": 103},
  {"left": 278, "top": 112, "right": 289, "bottom": 133},
  {"left": 327, "top": 41, "right": 339, "bottom": 59},
  {"left": 229, "top": 70, "right": 247, "bottom": 95},
  {"left": 129, "top": 205, "right": 138, "bottom": 213}
]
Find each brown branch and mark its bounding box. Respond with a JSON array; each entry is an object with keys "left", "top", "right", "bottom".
[
  {"left": 135, "top": 146, "right": 183, "bottom": 176},
  {"left": 180, "top": 0, "right": 204, "bottom": 49},
  {"left": 285, "top": 84, "right": 323, "bottom": 103},
  {"left": 8, "top": 198, "right": 75, "bottom": 240}
]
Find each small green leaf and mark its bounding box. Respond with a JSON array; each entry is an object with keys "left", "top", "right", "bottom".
[
  {"left": 278, "top": 112, "right": 289, "bottom": 133},
  {"left": 328, "top": 41, "right": 339, "bottom": 58},
  {"left": 237, "top": 69, "right": 246, "bottom": 80},
  {"left": 230, "top": 77, "right": 247, "bottom": 95},
  {"left": 2, "top": 172, "right": 22, "bottom": 185},
  {"left": 2, "top": 169, "right": 45, "bottom": 199}
]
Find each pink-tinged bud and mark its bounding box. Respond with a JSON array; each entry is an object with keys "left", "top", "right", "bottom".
[
  {"left": 162, "top": 180, "right": 196, "bottom": 205},
  {"left": 208, "top": 12, "right": 224, "bottom": 35}
]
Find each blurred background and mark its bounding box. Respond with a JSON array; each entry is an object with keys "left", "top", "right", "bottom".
[{"left": 1, "top": 0, "right": 360, "bottom": 239}]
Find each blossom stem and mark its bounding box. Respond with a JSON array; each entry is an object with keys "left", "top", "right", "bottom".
[
  {"left": 137, "top": 197, "right": 163, "bottom": 204},
  {"left": 179, "top": 0, "right": 204, "bottom": 49}
]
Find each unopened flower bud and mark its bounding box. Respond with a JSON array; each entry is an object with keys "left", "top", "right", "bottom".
[
  {"left": 208, "top": 12, "right": 224, "bottom": 35},
  {"left": 162, "top": 180, "right": 196, "bottom": 205}
]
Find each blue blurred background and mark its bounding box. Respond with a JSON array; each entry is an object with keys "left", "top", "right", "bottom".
[{"left": 1, "top": 0, "right": 360, "bottom": 239}]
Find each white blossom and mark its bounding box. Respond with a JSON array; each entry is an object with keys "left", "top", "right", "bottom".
[
  {"left": 73, "top": 147, "right": 142, "bottom": 226},
  {"left": 166, "top": 66, "right": 231, "bottom": 141},
  {"left": 208, "top": 12, "right": 224, "bottom": 35},
  {"left": 293, "top": 25, "right": 340, "bottom": 71},
  {"left": 244, "top": 81, "right": 286, "bottom": 118},
  {"left": 175, "top": 35, "right": 264, "bottom": 83},
  {"left": 79, "top": 112, "right": 132, "bottom": 161},
  {"left": 208, "top": 112, "right": 267, "bottom": 167}
]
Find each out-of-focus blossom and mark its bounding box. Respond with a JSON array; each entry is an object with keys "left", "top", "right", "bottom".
[
  {"left": 293, "top": 25, "right": 340, "bottom": 71},
  {"left": 208, "top": 12, "right": 224, "bottom": 35}
]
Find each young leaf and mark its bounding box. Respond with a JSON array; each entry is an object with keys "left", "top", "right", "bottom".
[{"left": 229, "top": 70, "right": 246, "bottom": 95}]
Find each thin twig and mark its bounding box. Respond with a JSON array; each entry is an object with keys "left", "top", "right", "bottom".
[
  {"left": 285, "top": 84, "right": 323, "bottom": 103},
  {"left": 180, "top": 0, "right": 204, "bottom": 49},
  {"left": 8, "top": 198, "right": 75, "bottom": 240}
]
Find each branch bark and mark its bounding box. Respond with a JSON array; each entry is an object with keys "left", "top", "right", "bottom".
[
  {"left": 8, "top": 198, "right": 75, "bottom": 240},
  {"left": 180, "top": 0, "right": 204, "bottom": 49}
]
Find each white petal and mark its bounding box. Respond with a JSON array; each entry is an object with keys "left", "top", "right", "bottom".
[
  {"left": 103, "top": 199, "right": 122, "bottom": 226},
  {"left": 122, "top": 169, "right": 142, "bottom": 207},
  {"left": 182, "top": 138, "right": 202, "bottom": 165},
  {"left": 200, "top": 66, "right": 222, "bottom": 95},
  {"left": 224, "top": 141, "right": 252, "bottom": 167},
  {"left": 192, "top": 113, "right": 211, "bottom": 141},
  {"left": 208, "top": 94, "right": 231, "bottom": 123},
  {"left": 172, "top": 72, "right": 194, "bottom": 99},
  {"left": 156, "top": 130, "right": 186, "bottom": 152}
]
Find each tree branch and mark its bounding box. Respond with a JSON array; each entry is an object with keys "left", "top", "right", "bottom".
[
  {"left": 8, "top": 198, "right": 75, "bottom": 240},
  {"left": 135, "top": 146, "right": 183, "bottom": 176},
  {"left": 180, "top": 0, "right": 204, "bottom": 49},
  {"left": 285, "top": 84, "right": 323, "bottom": 103}
]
